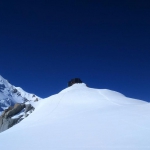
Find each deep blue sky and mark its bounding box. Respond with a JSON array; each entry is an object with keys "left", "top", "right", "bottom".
[{"left": 0, "top": 0, "right": 150, "bottom": 101}]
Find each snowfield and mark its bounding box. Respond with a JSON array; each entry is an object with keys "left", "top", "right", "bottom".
[{"left": 0, "top": 83, "right": 150, "bottom": 150}]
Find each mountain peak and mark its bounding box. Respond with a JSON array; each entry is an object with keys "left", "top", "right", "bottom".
[{"left": 0, "top": 75, "right": 41, "bottom": 113}]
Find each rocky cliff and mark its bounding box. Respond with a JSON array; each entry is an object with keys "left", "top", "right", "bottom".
[{"left": 0, "top": 103, "right": 34, "bottom": 132}]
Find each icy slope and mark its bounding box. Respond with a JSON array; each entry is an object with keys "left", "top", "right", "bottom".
[
  {"left": 0, "top": 75, "right": 41, "bottom": 113},
  {"left": 0, "top": 83, "right": 149, "bottom": 150}
]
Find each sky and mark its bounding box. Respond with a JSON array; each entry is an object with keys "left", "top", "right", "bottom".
[{"left": 0, "top": 0, "right": 150, "bottom": 101}]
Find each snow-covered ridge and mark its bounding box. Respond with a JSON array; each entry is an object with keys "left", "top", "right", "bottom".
[
  {"left": 59, "top": 83, "right": 146, "bottom": 105},
  {"left": 0, "top": 83, "right": 149, "bottom": 150},
  {"left": 0, "top": 75, "right": 41, "bottom": 113}
]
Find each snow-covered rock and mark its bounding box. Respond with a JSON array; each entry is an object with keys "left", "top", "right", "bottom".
[
  {"left": 0, "top": 75, "right": 41, "bottom": 113},
  {"left": 0, "top": 83, "right": 149, "bottom": 150},
  {"left": 0, "top": 103, "right": 34, "bottom": 133}
]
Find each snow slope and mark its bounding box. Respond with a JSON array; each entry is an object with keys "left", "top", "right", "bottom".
[
  {"left": 0, "top": 75, "right": 41, "bottom": 113},
  {"left": 0, "top": 83, "right": 150, "bottom": 150}
]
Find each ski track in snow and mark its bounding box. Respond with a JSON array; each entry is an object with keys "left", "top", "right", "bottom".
[
  {"left": 48, "top": 92, "right": 67, "bottom": 116},
  {"left": 0, "top": 83, "right": 149, "bottom": 150},
  {"left": 96, "top": 90, "right": 122, "bottom": 106}
]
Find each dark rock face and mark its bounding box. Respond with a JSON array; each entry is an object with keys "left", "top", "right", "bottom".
[
  {"left": 0, "top": 84, "right": 6, "bottom": 91},
  {"left": 34, "top": 98, "right": 39, "bottom": 102},
  {"left": 0, "top": 117, "right": 18, "bottom": 132},
  {"left": 68, "top": 78, "right": 82, "bottom": 87},
  {"left": 12, "top": 88, "right": 18, "bottom": 93},
  {"left": 0, "top": 103, "right": 34, "bottom": 133},
  {"left": 5, "top": 103, "right": 25, "bottom": 118},
  {"left": 25, "top": 104, "right": 34, "bottom": 113}
]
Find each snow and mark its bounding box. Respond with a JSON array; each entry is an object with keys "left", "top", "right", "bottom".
[
  {"left": 0, "top": 75, "right": 41, "bottom": 112},
  {"left": 0, "top": 83, "right": 150, "bottom": 150}
]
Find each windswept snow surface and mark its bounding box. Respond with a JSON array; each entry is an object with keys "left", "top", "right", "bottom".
[{"left": 0, "top": 83, "right": 150, "bottom": 150}]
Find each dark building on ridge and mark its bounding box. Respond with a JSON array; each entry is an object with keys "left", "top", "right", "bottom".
[{"left": 68, "top": 78, "right": 82, "bottom": 87}]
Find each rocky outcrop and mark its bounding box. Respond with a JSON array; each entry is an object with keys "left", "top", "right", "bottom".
[
  {"left": 4, "top": 103, "right": 25, "bottom": 118},
  {"left": 0, "top": 103, "right": 34, "bottom": 133},
  {"left": 68, "top": 78, "right": 82, "bottom": 87},
  {"left": 0, "top": 75, "right": 41, "bottom": 113},
  {"left": 25, "top": 104, "right": 34, "bottom": 113},
  {"left": 0, "top": 117, "right": 20, "bottom": 132}
]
